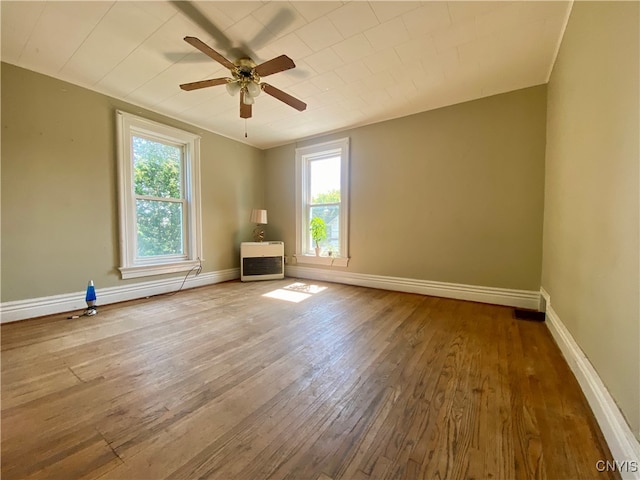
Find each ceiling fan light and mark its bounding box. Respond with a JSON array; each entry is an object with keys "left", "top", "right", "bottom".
[
  {"left": 247, "top": 81, "right": 261, "bottom": 98},
  {"left": 242, "top": 92, "right": 255, "bottom": 105},
  {"left": 226, "top": 81, "right": 240, "bottom": 96}
]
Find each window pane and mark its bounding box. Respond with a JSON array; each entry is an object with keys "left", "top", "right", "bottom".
[
  {"left": 310, "top": 205, "right": 340, "bottom": 255},
  {"left": 310, "top": 156, "right": 340, "bottom": 203},
  {"left": 133, "top": 136, "right": 182, "bottom": 198},
  {"left": 136, "top": 199, "right": 184, "bottom": 257}
]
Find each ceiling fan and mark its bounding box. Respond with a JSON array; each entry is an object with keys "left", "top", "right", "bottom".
[{"left": 179, "top": 36, "right": 307, "bottom": 119}]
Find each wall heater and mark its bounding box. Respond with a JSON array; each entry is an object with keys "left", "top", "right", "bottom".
[{"left": 240, "top": 241, "right": 285, "bottom": 281}]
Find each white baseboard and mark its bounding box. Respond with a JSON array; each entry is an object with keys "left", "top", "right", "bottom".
[
  {"left": 285, "top": 265, "right": 540, "bottom": 310},
  {"left": 0, "top": 268, "right": 240, "bottom": 324},
  {"left": 541, "top": 288, "right": 640, "bottom": 480}
]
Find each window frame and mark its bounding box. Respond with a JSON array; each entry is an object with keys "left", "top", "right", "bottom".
[
  {"left": 295, "top": 137, "right": 350, "bottom": 267},
  {"left": 116, "top": 111, "right": 203, "bottom": 279}
]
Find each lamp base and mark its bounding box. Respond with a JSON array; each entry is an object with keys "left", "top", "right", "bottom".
[{"left": 252, "top": 225, "right": 265, "bottom": 242}]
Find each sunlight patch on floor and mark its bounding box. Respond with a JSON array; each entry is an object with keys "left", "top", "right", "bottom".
[{"left": 262, "top": 282, "right": 328, "bottom": 303}]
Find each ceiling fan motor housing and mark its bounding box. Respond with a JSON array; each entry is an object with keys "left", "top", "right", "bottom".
[
  {"left": 230, "top": 58, "right": 262, "bottom": 102},
  {"left": 235, "top": 58, "right": 257, "bottom": 74}
]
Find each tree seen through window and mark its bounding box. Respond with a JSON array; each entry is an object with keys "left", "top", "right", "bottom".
[{"left": 133, "top": 136, "right": 184, "bottom": 257}]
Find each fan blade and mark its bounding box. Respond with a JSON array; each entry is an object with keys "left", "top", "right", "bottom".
[
  {"left": 255, "top": 55, "right": 296, "bottom": 77},
  {"left": 262, "top": 84, "right": 307, "bottom": 111},
  {"left": 240, "top": 92, "right": 252, "bottom": 119},
  {"left": 179, "top": 77, "right": 229, "bottom": 91},
  {"left": 249, "top": 9, "right": 295, "bottom": 52},
  {"left": 171, "top": 2, "right": 234, "bottom": 53},
  {"left": 184, "top": 36, "right": 235, "bottom": 71}
]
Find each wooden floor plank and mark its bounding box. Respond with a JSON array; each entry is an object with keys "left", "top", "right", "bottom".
[
  {"left": 1, "top": 279, "right": 618, "bottom": 480},
  {"left": 172, "top": 292, "right": 412, "bottom": 480}
]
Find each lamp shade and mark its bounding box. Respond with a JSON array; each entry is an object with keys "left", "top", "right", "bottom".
[
  {"left": 250, "top": 209, "right": 267, "bottom": 224},
  {"left": 226, "top": 81, "right": 240, "bottom": 96},
  {"left": 247, "top": 81, "right": 261, "bottom": 98},
  {"left": 242, "top": 92, "right": 255, "bottom": 105}
]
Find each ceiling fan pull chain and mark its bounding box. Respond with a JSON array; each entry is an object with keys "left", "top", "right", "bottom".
[{"left": 245, "top": 119, "right": 248, "bottom": 138}]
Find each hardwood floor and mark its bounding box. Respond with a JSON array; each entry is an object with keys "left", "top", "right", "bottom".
[{"left": 1, "top": 279, "right": 617, "bottom": 480}]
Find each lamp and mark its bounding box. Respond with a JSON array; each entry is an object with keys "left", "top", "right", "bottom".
[
  {"left": 246, "top": 81, "right": 261, "bottom": 98},
  {"left": 85, "top": 280, "right": 97, "bottom": 316},
  {"left": 226, "top": 81, "right": 241, "bottom": 96},
  {"left": 66, "top": 280, "right": 98, "bottom": 318},
  {"left": 242, "top": 90, "right": 255, "bottom": 105},
  {"left": 225, "top": 58, "right": 263, "bottom": 106},
  {"left": 250, "top": 209, "right": 268, "bottom": 242}
]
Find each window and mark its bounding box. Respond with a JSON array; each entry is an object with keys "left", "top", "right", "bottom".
[
  {"left": 295, "top": 138, "right": 350, "bottom": 266},
  {"left": 116, "top": 111, "right": 202, "bottom": 279}
]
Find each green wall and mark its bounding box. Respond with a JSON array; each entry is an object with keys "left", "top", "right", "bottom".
[
  {"left": 1, "top": 63, "right": 265, "bottom": 302},
  {"left": 265, "top": 85, "right": 547, "bottom": 291},
  {"left": 542, "top": 1, "right": 640, "bottom": 440}
]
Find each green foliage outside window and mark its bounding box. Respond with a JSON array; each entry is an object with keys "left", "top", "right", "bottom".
[
  {"left": 311, "top": 188, "right": 340, "bottom": 227},
  {"left": 133, "top": 136, "right": 184, "bottom": 257},
  {"left": 311, "top": 189, "right": 340, "bottom": 204}
]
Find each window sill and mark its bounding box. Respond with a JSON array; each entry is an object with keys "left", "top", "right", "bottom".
[
  {"left": 119, "top": 259, "right": 201, "bottom": 279},
  {"left": 294, "top": 254, "right": 349, "bottom": 267}
]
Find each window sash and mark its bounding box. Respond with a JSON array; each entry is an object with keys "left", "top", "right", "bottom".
[
  {"left": 116, "top": 110, "right": 202, "bottom": 279},
  {"left": 295, "top": 138, "right": 349, "bottom": 259},
  {"left": 135, "top": 198, "right": 187, "bottom": 259},
  {"left": 307, "top": 204, "right": 341, "bottom": 255},
  {"left": 134, "top": 195, "right": 185, "bottom": 203},
  {"left": 131, "top": 135, "right": 188, "bottom": 262},
  {"left": 132, "top": 134, "right": 185, "bottom": 199},
  {"left": 309, "top": 201, "right": 340, "bottom": 208}
]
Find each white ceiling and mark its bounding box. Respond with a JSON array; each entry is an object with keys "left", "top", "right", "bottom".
[{"left": 1, "top": 1, "right": 572, "bottom": 149}]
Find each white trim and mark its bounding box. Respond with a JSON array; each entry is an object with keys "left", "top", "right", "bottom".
[
  {"left": 0, "top": 268, "right": 239, "bottom": 324},
  {"left": 295, "top": 137, "right": 350, "bottom": 258},
  {"left": 116, "top": 110, "right": 203, "bottom": 278},
  {"left": 285, "top": 266, "right": 539, "bottom": 309},
  {"left": 119, "top": 259, "right": 203, "bottom": 279},
  {"left": 541, "top": 288, "right": 640, "bottom": 480},
  {"left": 293, "top": 254, "right": 349, "bottom": 267}
]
